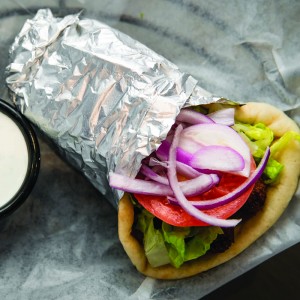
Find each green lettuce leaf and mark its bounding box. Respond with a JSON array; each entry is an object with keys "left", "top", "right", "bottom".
[
  {"left": 136, "top": 209, "right": 171, "bottom": 267},
  {"left": 135, "top": 206, "right": 222, "bottom": 268},
  {"left": 161, "top": 223, "right": 190, "bottom": 268},
  {"left": 184, "top": 227, "right": 223, "bottom": 262}
]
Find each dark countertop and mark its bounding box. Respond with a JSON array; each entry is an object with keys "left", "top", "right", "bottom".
[{"left": 204, "top": 242, "right": 300, "bottom": 300}]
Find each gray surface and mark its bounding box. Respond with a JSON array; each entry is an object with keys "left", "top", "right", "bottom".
[{"left": 0, "top": 1, "right": 299, "bottom": 299}]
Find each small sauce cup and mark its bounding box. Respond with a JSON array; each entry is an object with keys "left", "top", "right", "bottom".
[{"left": 0, "top": 99, "right": 40, "bottom": 218}]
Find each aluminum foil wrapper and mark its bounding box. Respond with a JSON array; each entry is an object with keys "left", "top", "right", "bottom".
[{"left": 6, "top": 9, "right": 227, "bottom": 208}]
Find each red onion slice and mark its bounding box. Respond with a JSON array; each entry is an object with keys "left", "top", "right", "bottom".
[
  {"left": 109, "top": 173, "right": 173, "bottom": 196},
  {"left": 157, "top": 139, "right": 198, "bottom": 165},
  {"left": 149, "top": 157, "right": 168, "bottom": 168},
  {"left": 156, "top": 140, "right": 206, "bottom": 178},
  {"left": 149, "top": 156, "right": 219, "bottom": 182},
  {"left": 210, "top": 173, "right": 220, "bottom": 184},
  {"left": 157, "top": 140, "right": 197, "bottom": 161},
  {"left": 207, "top": 108, "right": 235, "bottom": 126},
  {"left": 186, "top": 147, "right": 270, "bottom": 209},
  {"left": 175, "top": 161, "right": 203, "bottom": 178},
  {"left": 177, "top": 139, "right": 205, "bottom": 155},
  {"left": 156, "top": 140, "right": 170, "bottom": 161},
  {"left": 110, "top": 172, "right": 215, "bottom": 197},
  {"left": 140, "top": 165, "right": 169, "bottom": 185},
  {"left": 150, "top": 154, "right": 205, "bottom": 179},
  {"left": 179, "top": 174, "right": 215, "bottom": 196},
  {"left": 180, "top": 123, "right": 251, "bottom": 177},
  {"left": 176, "top": 108, "right": 214, "bottom": 125},
  {"left": 167, "top": 124, "right": 241, "bottom": 227},
  {"left": 190, "top": 145, "right": 245, "bottom": 172}
]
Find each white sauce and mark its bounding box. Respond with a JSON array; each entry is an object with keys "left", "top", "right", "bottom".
[{"left": 0, "top": 111, "right": 29, "bottom": 207}]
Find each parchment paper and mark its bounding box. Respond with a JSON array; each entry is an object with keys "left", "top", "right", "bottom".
[{"left": 0, "top": 1, "right": 299, "bottom": 299}]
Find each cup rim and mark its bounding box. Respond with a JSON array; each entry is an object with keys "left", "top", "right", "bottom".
[{"left": 0, "top": 99, "right": 40, "bottom": 218}]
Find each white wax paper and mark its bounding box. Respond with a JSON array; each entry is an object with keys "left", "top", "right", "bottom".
[{"left": 0, "top": 0, "right": 299, "bottom": 299}]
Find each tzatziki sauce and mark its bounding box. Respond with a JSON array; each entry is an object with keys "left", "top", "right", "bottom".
[{"left": 0, "top": 111, "right": 29, "bottom": 207}]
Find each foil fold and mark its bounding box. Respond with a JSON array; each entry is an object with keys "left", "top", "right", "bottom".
[{"left": 6, "top": 9, "right": 225, "bottom": 207}]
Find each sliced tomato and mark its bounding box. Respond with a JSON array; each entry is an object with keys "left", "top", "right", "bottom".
[{"left": 134, "top": 158, "right": 256, "bottom": 227}]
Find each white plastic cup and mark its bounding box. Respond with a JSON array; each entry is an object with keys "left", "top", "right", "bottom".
[{"left": 0, "top": 99, "right": 40, "bottom": 218}]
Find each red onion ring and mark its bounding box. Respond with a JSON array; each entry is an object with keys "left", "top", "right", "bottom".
[
  {"left": 169, "top": 147, "right": 270, "bottom": 210},
  {"left": 190, "top": 145, "right": 245, "bottom": 172},
  {"left": 167, "top": 124, "right": 241, "bottom": 227},
  {"left": 207, "top": 108, "right": 235, "bottom": 126},
  {"left": 140, "top": 165, "right": 169, "bottom": 185},
  {"left": 176, "top": 108, "right": 214, "bottom": 125},
  {"left": 110, "top": 171, "right": 216, "bottom": 197},
  {"left": 179, "top": 123, "right": 251, "bottom": 177}
]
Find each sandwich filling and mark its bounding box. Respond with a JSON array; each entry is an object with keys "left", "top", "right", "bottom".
[{"left": 111, "top": 103, "right": 300, "bottom": 270}]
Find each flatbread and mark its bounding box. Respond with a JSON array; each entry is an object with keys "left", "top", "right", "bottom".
[{"left": 118, "top": 102, "right": 300, "bottom": 279}]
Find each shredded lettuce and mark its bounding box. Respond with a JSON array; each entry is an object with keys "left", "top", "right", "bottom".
[
  {"left": 263, "top": 158, "right": 284, "bottom": 184},
  {"left": 233, "top": 122, "right": 300, "bottom": 183},
  {"left": 233, "top": 122, "right": 273, "bottom": 160},
  {"left": 136, "top": 205, "right": 222, "bottom": 268},
  {"left": 270, "top": 131, "right": 300, "bottom": 157}
]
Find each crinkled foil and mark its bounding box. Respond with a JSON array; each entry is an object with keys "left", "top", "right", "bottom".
[{"left": 6, "top": 9, "right": 227, "bottom": 208}]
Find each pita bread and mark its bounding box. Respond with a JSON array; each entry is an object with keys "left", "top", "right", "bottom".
[{"left": 118, "top": 102, "right": 300, "bottom": 279}]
